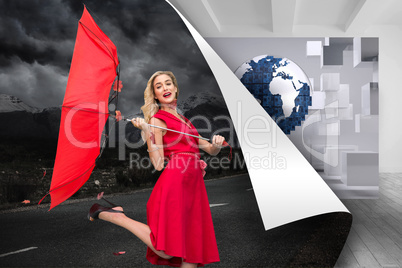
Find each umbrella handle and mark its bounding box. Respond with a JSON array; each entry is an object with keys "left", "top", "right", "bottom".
[
  {"left": 125, "top": 118, "right": 210, "bottom": 141},
  {"left": 126, "top": 118, "right": 232, "bottom": 160}
]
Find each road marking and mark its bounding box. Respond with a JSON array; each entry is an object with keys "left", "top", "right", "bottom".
[
  {"left": 210, "top": 203, "right": 229, "bottom": 208},
  {"left": 0, "top": 247, "right": 38, "bottom": 258},
  {"left": 246, "top": 188, "right": 253, "bottom": 191}
]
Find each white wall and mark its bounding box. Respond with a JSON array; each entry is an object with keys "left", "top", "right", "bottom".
[{"left": 373, "top": 26, "right": 402, "bottom": 172}]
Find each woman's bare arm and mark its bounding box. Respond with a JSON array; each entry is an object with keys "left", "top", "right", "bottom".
[
  {"left": 199, "top": 135, "right": 225, "bottom": 156},
  {"left": 132, "top": 117, "right": 166, "bottom": 171},
  {"left": 146, "top": 117, "right": 166, "bottom": 171}
]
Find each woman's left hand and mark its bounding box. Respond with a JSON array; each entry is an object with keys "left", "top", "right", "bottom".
[{"left": 212, "top": 135, "right": 225, "bottom": 148}]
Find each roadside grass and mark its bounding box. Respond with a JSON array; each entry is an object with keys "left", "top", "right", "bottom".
[{"left": 0, "top": 140, "right": 246, "bottom": 210}]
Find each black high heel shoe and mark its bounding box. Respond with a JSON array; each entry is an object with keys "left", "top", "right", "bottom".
[{"left": 88, "top": 203, "right": 125, "bottom": 221}]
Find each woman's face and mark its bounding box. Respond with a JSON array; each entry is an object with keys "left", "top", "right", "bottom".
[{"left": 153, "top": 74, "right": 177, "bottom": 104}]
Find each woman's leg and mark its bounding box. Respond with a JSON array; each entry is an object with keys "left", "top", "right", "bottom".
[
  {"left": 180, "top": 260, "right": 198, "bottom": 268},
  {"left": 98, "top": 207, "right": 173, "bottom": 260}
]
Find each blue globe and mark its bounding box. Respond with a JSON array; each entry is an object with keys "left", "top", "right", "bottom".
[{"left": 235, "top": 55, "right": 312, "bottom": 134}]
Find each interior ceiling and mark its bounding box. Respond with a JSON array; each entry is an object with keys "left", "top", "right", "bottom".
[{"left": 168, "top": 0, "right": 402, "bottom": 37}]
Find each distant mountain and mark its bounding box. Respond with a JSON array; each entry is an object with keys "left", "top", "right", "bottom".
[
  {"left": 0, "top": 94, "right": 41, "bottom": 113},
  {"left": 0, "top": 94, "right": 61, "bottom": 140},
  {"left": 178, "top": 91, "right": 227, "bottom": 114},
  {"left": 183, "top": 92, "right": 233, "bottom": 141}
]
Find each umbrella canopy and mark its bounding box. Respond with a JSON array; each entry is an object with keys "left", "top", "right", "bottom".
[{"left": 44, "top": 6, "right": 119, "bottom": 210}]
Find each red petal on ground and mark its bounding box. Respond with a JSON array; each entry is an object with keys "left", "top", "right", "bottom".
[{"left": 97, "top": 192, "right": 104, "bottom": 200}]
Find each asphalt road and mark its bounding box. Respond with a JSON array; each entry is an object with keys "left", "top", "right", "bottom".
[{"left": 0, "top": 174, "right": 351, "bottom": 267}]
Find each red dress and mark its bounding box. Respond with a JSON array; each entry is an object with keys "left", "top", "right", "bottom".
[{"left": 146, "top": 110, "right": 220, "bottom": 267}]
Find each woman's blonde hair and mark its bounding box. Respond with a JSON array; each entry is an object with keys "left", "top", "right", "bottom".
[{"left": 141, "top": 71, "right": 179, "bottom": 122}]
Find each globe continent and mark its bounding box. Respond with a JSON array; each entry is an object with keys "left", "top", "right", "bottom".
[{"left": 235, "top": 55, "right": 312, "bottom": 134}]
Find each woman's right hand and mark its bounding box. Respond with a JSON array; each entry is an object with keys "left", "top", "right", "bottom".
[{"left": 131, "top": 117, "right": 149, "bottom": 131}]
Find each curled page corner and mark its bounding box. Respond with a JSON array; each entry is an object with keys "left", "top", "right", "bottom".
[{"left": 165, "top": 0, "right": 350, "bottom": 231}]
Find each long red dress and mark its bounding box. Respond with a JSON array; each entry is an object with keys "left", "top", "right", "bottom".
[{"left": 145, "top": 110, "right": 220, "bottom": 267}]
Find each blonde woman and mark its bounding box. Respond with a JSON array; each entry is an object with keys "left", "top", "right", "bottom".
[{"left": 88, "top": 71, "right": 225, "bottom": 268}]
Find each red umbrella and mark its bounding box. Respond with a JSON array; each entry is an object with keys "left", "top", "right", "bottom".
[{"left": 39, "top": 6, "right": 119, "bottom": 210}]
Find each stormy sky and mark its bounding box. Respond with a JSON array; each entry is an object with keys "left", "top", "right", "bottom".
[{"left": 0, "top": 0, "right": 221, "bottom": 115}]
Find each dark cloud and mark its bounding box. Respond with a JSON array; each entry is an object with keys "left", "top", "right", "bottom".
[
  {"left": 0, "top": 0, "right": 220, "bottom": 115},
  {"left": 0, "top": 0, "right": 78, "bottom": 69}
]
